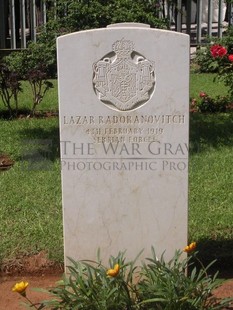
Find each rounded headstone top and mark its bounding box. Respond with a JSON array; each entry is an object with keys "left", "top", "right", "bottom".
[{"left": 107, "top": 23, "right": 150, "bottom": 28}]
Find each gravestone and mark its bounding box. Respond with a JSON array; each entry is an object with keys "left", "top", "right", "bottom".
[{"left": 57, "top": 23, "right": 190, "bottom": 265}]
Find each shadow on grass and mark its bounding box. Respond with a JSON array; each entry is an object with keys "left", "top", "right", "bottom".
[
  {"left": 189, "top": 112, "right": 233, "bottom": 153},
  {"left": 0, "top": 108, "right": 59, "bottom": 119},
  {"left": 18, "top": 124, "right": 60, "bottom": 164},
  {"left": 0, "top": 108, "right": 31, "bottom": 119},
  {"left": 194, "top": 239, "right": 233, "bottom": 278}
]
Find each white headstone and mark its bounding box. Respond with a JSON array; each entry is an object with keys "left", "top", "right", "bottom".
[{"left": 57, "top": 24, "right": 189, "bottom": 265}]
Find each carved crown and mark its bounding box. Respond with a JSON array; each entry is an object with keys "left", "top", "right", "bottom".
[{"left": 112, "top": 39, "right": 134, "bottom": 58}]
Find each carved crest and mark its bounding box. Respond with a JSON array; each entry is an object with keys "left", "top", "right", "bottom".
[{"left": 93, "top": 39, "right": 156, "bottom": 111}]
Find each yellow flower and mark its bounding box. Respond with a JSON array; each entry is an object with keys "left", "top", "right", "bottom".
[
  {"left": 12, "top": 281, "right": 29, "bottom": 296},
  {"left": 184, "top": 242, "right": 197, "bottom": 253},
  {"left": 106, "top": 263, "right": 120, "bottom": 277}
]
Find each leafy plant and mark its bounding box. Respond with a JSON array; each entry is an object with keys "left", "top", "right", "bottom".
[
  {"left": 138, "top": 248, "right": 229, "bottom": 310},
  {"left": 25, "top": 66, "right": 53, "bottom": 116},
  {"left": 45, "top": 0, "right": 168, "bottom": 35},
  {"left": 18, "top": 251, "right": 141, "bottom": 310},
  {"left": 194, "top": 26, "right": 233, "bottom": 99},
  {"left": 4, "top": 41, "right": 54, "bottom": 115},
  {"left": 45, "top": 252, "right": 139, "bottom": 310},
  {"left": 14, "top": 246, "right": 233, "bottom": 309},
  {"left": 0, "top": 63, "right": 22, "bottom": 117},
  {"left": 194, "top": 47, "right": 220, "bottom": 73},
  {"left": 190, "top": 92, "right": 233, "bottom": 113},
  {"left": 209, "top": 43, "right": 233, "bottom": 99}
]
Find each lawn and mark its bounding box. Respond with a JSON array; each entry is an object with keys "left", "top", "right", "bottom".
[
  {"left": 0, "top": 74, "right": 232, "bottom": 267},
  {"left": 189, "top": 72, "right": 229, "bottom": 99},
  {"left": 0, "top": 117, "right": 62, "bottom": 263},
  {"left": 189, "top": 112, "right": 233, "bottom": 267}
]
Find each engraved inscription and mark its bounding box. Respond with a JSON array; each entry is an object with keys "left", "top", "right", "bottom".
[
  {"left": 63, "top": 113, "right": 186, "bottom": 144},
  {"left": 63, "top": 114, "right": 185, "bottom": 125},
  {"left": 93, "top": 39, "right": 155, "bottom": 111}
]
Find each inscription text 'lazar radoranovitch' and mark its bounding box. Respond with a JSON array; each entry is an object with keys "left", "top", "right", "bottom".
[
  {"left": 93, "top": 38, "right": 155, "bottom": 111},
  {"left": 63, "top": 114, "right": 185, "bottom": 125}
]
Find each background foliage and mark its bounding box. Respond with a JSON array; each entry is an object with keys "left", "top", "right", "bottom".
[
  {"left": 45, "top": 0, "right": 168, "bottom": 34},
  {"left": 195, "top": 26, "right": 233, "bottom": 75}
]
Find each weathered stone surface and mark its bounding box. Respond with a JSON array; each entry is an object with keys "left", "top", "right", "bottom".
[{"left": 57, "top": 24, "right": 189, "bottom": 265}]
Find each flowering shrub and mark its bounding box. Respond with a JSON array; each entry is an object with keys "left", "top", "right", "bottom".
[
  {"left": 0, "top": 63, "right": 22, "bottom": 117},
  {"left": 229, "top": 54, "right": 233, "bottom": 62},
  {"left": 195, "top": 27, "right": 233, "bottom": 101},
  {"left": 209, "top": 43, "right": 233, "bottom": 100},
  {"left": 14, "top": 244, "right": 233, "bottom": 310},
  {"left": 4, "top": 42, "right": 54, "bottom": 116},
  {"left": 210, "top": 44, "right": 228, "bottom": 58},
  {"left": 190, "top": 92, "right": 233, "bottom": 113}
]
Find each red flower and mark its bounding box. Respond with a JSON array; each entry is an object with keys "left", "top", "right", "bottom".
[
  {"left": 228, "top": 54, "right": 233, "bottom": 62},
  {"left": 199, "top": 92, "right": 207, "bottom": 98},
  {"left": 210, "top": 45, "right": 227, "bottom": 58}
]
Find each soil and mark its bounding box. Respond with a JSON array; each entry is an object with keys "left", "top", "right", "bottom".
[
  {"left": 0, "top": 252, "right": 63, "bottom": 310},
  {"left": 0, "top": 154, "right": 15, "bottom": 171},
  {"left": 0, "top": 252, "right": 233, "bottom": 310},
  {"left": 0, "top": 274, "right": 61, "bottom": 310}
]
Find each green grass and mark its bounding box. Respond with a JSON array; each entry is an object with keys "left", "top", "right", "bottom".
[
  {"left": 0, "top": 75, "right": 232, "bottom": 268},
  {"left": 0, "top": 74, "right": 229, "bottom": 114},
  {"left": 188, "top": 113, "right": 233, "bottom": 267},
  {"left": 190, "top": 72, "right": 229, "bottom": 99},
  {"left": 0, "top": 118, "right": 62, "bottom": 263},
  {"left": 0, "top": 80, "right": 58, "bottom": 114}
]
